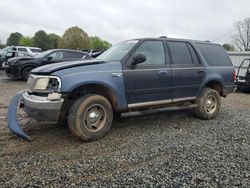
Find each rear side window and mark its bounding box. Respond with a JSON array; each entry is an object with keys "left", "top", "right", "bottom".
[
  {"left": 18, "top": 47, "right": 28, "bottom": 52},
  {"left": 30, "top": 48, "right": 42, "bottom": 53},
  {"left": 196, "top": 43, "right": 232, "bottom": 66},
  {"left": 168, "top": 42, "right": 193, "bottom": 65},
  {"left": 63, "top": 51, "right": 79, "bottom": 58}
]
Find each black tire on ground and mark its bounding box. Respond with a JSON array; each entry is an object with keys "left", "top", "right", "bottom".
[
  {"left": 21, "top": 67, "right": 34, "bottom": 81},
  {"left": 192, "top": 87, "right": 221, "bottom": 120},
  {"left": 68, "top": 94, "right": 113, "bottom": 141}
]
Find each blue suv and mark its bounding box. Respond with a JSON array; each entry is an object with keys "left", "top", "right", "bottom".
[{"left": 8, "top": 37, "right": 235, "bottom": 141}]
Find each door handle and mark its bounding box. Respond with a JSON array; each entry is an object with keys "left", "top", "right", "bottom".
[
  {"left": 158, "top": 70, "right": 168, "bottom": 76},
  {"left": 198, "top": 70, "right": 205, "bottom": 74}
]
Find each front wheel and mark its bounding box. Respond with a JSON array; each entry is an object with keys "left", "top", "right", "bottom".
[
  {"left": 22, "top": 67, "right": 34, "bottom": 81},
  {"left": 192, "top": 88, "right": 221, "bottom": 120},
  {"left": 68, "top": 94, "right": 113, "bottom": 141}
]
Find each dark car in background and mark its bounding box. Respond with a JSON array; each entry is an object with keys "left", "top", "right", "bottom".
[{"left": 3, "top": 49, "right": 91, "bottom": 80}]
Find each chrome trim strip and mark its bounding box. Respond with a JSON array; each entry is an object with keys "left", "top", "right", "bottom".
[
  {"left": 128, "top": 97, "right": 197, "bottom": 108},
  {"left": 173, "top": 97, "right": 196, "bottom": 103},
  {"left": 128, "top": 99, "right": 172, "bottom": 108}
]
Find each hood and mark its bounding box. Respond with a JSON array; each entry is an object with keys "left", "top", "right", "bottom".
[
  {"left": 31, "top": 59, "right": 106, "bottom": 74},
  {"left": 8, "top": 56, "right": 34, "bottom": 63}
]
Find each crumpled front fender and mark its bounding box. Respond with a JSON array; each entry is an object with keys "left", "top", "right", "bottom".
[{"left": 7, "top": 91, "right": 32, "bottom": 141}]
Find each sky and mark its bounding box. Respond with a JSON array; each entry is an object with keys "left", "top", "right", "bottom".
[{"left": 0, "top": 0, "right": 249, "bottom": 45}]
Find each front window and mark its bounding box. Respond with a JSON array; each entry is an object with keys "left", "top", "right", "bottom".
[
  {"left": 50, "top": 51, "right": 63, "bottom": 60},
  {"left": 97, "top": 40, "right": 138, "bottom": 61},
  {"left": 35, "top": 50, "right": 54, "bottom": 58},
  {"left": 134, "top": 40, "right": 165, "bottom": 65}
]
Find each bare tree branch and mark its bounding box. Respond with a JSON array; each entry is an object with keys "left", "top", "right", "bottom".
[{"left": 233, "top": 18, "right": 250, "bottom": 51}]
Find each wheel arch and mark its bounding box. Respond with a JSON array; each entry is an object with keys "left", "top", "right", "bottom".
[
  {"left": 67, "top": 83, "right": 119, "bottom": 110},
  {"left": 20, "top": 64, "right": 37, "bottom": 76},
  {"left": 202, "top": 80, "right": 224, "bottom": 96}
]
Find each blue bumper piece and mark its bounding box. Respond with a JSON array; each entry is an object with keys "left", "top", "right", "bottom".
[{"left": 7, "top": 91, "right": 32, "bottom": 141}]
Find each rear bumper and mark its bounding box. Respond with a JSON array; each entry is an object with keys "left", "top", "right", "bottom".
[
  {"left": 22, "top": 92, "right": 64, "bottom": 123},
  {"left": 224, "top": 84, "right": 235, "bottom": 95}
]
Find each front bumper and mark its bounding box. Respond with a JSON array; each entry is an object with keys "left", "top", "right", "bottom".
[
  {"left": 22, "top": 92, "right": 64, "bottom": 123},
  {"left": 2, "top": 61, "right": 9, "bottom": 69}
]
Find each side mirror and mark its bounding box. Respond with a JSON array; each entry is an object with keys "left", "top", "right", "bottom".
[
  {"left": 47, "top": 56, "right": 52, "bottom": 61},
  {"left": 130, "top": 53, "right": 146, "bottom": 67}
]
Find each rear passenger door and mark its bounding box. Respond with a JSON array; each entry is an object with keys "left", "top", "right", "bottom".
[{"left": 167, "top": 41, "right": 206, "bottom": 100}]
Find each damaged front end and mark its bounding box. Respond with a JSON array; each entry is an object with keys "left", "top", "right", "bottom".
[{"left": 7, "top": 74, "right": 64, "bottom": 141}]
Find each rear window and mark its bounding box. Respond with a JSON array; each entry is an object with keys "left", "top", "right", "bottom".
[
  {"left": 196, "top": 43, "right": 232, "bottom": 66},
  {"left": 30, "top": 48, "right": 42, "bottom": 53}
]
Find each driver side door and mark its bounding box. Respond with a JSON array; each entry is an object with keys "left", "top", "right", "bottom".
[
  {"left": 42, "top": 51, "right": 64, "bottom": 65},
  {"left": 123, "top": 40, "right": 173, "bottom": 107}
]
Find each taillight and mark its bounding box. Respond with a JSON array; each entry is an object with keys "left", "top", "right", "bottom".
[{"left": 233, "top": 69, "right": 236, "bottom": 81}]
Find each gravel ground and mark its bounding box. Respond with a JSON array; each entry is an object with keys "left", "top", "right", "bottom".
[{"left": 0, "top": 70, "right": 249, "bottom": 187}]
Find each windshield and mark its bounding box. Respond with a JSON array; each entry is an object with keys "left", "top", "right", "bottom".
[
  {"left": 97, "top": 40, "right": 138, "bottom": 61},
  {"left": 35, "top": 50, "right": 53, "bottom": 58}
]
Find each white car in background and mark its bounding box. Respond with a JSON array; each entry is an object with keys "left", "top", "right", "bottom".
[{"left": 15, "top": 46, "right": 42, "bottom": 56}]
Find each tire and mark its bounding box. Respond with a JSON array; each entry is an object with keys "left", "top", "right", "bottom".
[
  {"left": 192, "top": 88, "right": 221, "bottom": 120},
  {"left": 21, "top": 67, "right": 34, "bottom": 81},
  {"left": 68, "top": 94, "right": 113, "bottom": 141}
]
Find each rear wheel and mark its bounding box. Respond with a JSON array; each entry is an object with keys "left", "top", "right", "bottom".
[
  {"left": 21, "top": 67, "right": 34, "bottom": 81},
  {"left": 68, "top": 94, "right": 113, "bottom": 141},
  {"left": 193, "top": 88, "right": 221, "bottom": 120}
]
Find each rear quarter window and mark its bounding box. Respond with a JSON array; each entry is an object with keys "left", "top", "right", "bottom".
[
  {"left": 30, "top": 48, "right": 42, "bottom": 53},
  {"left": 196, "top": 43, "right": 232, "bottom": 66}
]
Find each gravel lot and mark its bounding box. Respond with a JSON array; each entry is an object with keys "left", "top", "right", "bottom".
[{"left": 0, "top": 70, "right": 249, "bottom": 187}]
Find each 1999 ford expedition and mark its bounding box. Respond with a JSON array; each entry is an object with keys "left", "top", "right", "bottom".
[{"left": 7, "top": 37, "right": 235, "bottom": 142}]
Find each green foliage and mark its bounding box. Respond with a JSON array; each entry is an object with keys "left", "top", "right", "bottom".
[
  {"left": 223, "top": 43, "right": 235, "bottom": 51},
  {"left": 19, "top": 37, "right": 33, "bottom": 46},
  {"left": 58, "top": 26, "right": 90, "bottom": 50},
  {"left": 6, "top": 32, "right": 23, "bottom": 46},
  {"left": 48, "top": 33, "right": 61, "bottom": 49},
  {"left": 32, "top": 30, "right": 53, "bottom": 50},
  {"left": 0, "top": 40, "right": 5, "bottom": 49},
  {"left": 90, "top": 36, "right": 111, "bottom": 51}
]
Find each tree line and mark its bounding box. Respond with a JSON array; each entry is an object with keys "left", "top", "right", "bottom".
[{"left": 0, "top": 26, "right": 111, "bottom": 51}]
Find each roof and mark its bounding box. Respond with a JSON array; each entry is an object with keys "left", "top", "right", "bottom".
[{"left": 131, "top": 37, "right": 217, "bottom": 45}]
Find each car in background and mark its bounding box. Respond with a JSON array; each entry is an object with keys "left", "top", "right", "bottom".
[
  {"left": 0, "top": 46, "right": 42, "bottom": 57},
  {"left": 14, "top": 46, "right": 42, "bottom": 56},
  {"left": 3, "top": 49, "right": 92, "bottom": 80},
  {"left": 0, "top": 50, "right": 32, "bottom": 69}
]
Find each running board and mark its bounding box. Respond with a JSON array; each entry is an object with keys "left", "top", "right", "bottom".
[{"left": 121, "top": 103, "right": 197, "bottom": 117}]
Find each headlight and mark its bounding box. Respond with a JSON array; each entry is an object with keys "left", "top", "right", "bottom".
[{"left": 28, "top": 75, "right": 61, "bottom": 93}]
